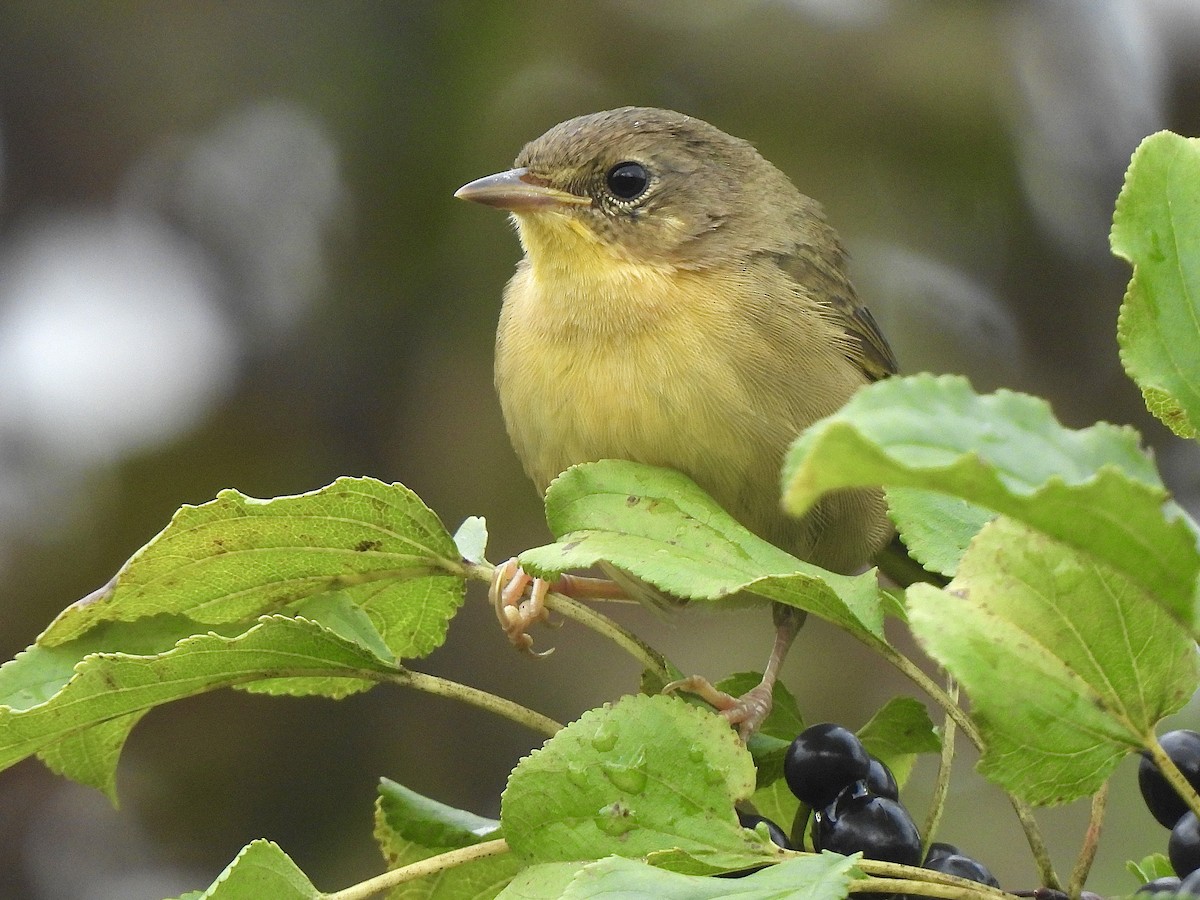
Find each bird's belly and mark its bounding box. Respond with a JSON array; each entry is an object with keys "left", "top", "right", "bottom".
[
  {"left": 523, "top": 347, "right": 729, "bottom": 475},
  {"left": 496, "top": 318, "right": 785, "bottom": 533}
]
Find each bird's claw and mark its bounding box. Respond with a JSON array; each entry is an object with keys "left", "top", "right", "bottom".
[
  {"left": 489, "top": 557, "right": 554, "bottom": 656},
  {"left": 665, "top": 675, "right": 774, "bottom": 742}
]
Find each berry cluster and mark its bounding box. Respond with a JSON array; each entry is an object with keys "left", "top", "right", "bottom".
[
  {"left": 738, "top": 722, "right": 998, "bottom": 889},
  {"left": 1136, "top": 731, "right": 1200, "bottom": 895}
]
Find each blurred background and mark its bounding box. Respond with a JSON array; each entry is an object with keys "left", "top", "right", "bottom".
[{"left": 0, "top": 1, "right": 1198, "bottom": 897}]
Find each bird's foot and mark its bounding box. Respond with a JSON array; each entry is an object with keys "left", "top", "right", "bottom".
[
  {"left": 489, "top": 558, "right": 554, "bottom": 656},
  {"left": 665, "top": 674, "right": 774, "bottom": 742},
  {"left": 489, "top": 558, "right": 631, "bottom": 655}
]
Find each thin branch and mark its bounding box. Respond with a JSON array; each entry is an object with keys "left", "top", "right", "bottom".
[
  {"left": 390, "top": 669, "right": 562, "bottom": 737},
  {"left": 864, "top": 636, "right": 1059, "bottom": 889},
  {"left": 921, "top": 679, "right": 958, "bottom": 854},
  {"left": 847, "top": 878, "right": 1005, "bottom": 899},
  {"left": 1067, "top": 783, "right": 1108, "bottom": 899},
  {"left": 1008, "top": 795, "right": 1061, "bottom": 891},
  {"left": 544, "top": 591, "right": 674, "bottom": 682},
  {"left": 324, "top": 838, "right": 510, "bottom": 900},
  {"left": 869, "top": 637, "right": 980, "bottom": 748},
  {"left": 856, "top": 858, "right": 1016, "bottom": 899}
]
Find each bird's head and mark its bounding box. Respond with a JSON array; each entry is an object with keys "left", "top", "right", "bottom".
[{"left": 455, "top": 107, "right": 811, "bottom": 275}]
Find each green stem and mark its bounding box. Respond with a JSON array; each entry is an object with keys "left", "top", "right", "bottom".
[
  {"left": 1008, "top": 795, "right": 1061, "bottom": 890},
  {"left": 324, "top": 838, "right": 509, "bottom": 900},
  {"left": 389, "top": 669, "right": 562, "bottom": 737},
  {"left": 544, "top": 591, "right": 674, "bottom": 682},
  {"left": 846, "top": 878, "right": 1003, "bottom": 899},
  {"left": 788, "top": 803, "right": 813, "bottom": 852},
  {"left": 921, "top": 680, "right": 957, "bottom": 855},
  {"left": 866, "top": 636, "right": 1060, "bottom": 889},
  {"left": 1146, "top": 733, "right": 1200, "bottom": 821},
  {"left": 870, "top": 638, "right": 980, "bottom": 748},
  {"left": 1067, "top": 782, "right": 1108, "bottom": 899},
  {"left": 855, "top": 859, "right": 1015, "bottom": 899}
]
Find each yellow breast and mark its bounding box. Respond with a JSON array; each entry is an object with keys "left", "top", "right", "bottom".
[
  {"left": 492, "top": 212, "right": 891, "bottom": 571},
  {"left": 497, "top": 258, "right": 746, "bottom": 488},
  {"left": 493, "top": 214, "right": 839, "bottom": 545}
]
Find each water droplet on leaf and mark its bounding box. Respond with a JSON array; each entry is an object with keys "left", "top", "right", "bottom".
[
  {"left": 702, "top": 763, "right": 725, "bottom": 785},
  {"left": 565, "top": 762, "right": 590, "bottom": 789},
  {"left": 602, "top": 751, "right": 648, "bottom": 794},
  {"left": 591, "top": 722, "right": 618, "bottom": 753},
  {"left": 595, "top": 802, "right": 635, "bottom": 836}
]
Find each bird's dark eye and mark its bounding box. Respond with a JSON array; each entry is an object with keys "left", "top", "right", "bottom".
[{"left": 605, "top": 161, "right": 649, "bottom": 201}]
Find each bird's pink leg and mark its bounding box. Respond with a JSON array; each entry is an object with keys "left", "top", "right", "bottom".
[{"left": 667, "top": 606, "right": 804, "bottom": 741}]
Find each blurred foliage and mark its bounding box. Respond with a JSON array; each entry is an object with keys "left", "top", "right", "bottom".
[{"left": 0, "top": 2, "right": 1198, "bottom": 897}]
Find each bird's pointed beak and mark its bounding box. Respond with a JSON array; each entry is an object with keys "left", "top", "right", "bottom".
[{"left": 454, "top": 168, "right": 591, "bottom": 211}]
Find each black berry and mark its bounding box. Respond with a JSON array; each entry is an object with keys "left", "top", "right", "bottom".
[
  {"left": 737, "top": 811, "right": 790, "bottom": 849},
  {"left": 1135, "top": 876, "right": 1182, "bottom": 895},
  {"left": 1132, "top": 878, "right": 1180, "bottom": 897},
  {"left": 1141, "top": 731, "right": 1200, "bottom": 828},
  {"left": 1171, "top": 811, "right": 1200, "bottom": 877},
  {"left": 1181, "top": 869, "right": 1200, "bottom": 896},
  {"left": 814, "top": 781, "right": 921, "bottom": 866},
  {"left": 784, "top": 723, "right": 871, "bottom": 809},
  {"left": 926, "top": 851, "right": 1000, "bottom": 888},
  {"left": 923, "top": 842, "right": 961, "bottom": 865},
  {"left": 866, "top": 756, "right": 899, "bottom": 801}
]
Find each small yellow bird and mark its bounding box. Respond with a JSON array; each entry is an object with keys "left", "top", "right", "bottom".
[{"left": 456, "top": 107, "right": 896, "bottom": 735}]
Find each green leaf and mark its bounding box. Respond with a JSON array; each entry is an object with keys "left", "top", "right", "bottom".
[
  {"left": 519, "top": 461, "right": 886, "bottom": 642},
  {"left": 38, "top": 712, "right": 148, "bottom": 803},
  {"left": 189, "top": 839, "right": 319, "bottom": 900},
  {"left": 377, "top": 778, "right": 501, "bottom": 849},
  {"left": 856, "top": 697, "right": 940, "bottom": 788},
  {"left": 1127, "top": 852, "right": 1175, "bottom": 885},
  {"left": 0, "top": 615, "right": 230, "bottom": 712},
  {"left": 239, "top": 594, "right": 393, "bottom": 698},
  {"left": 884, "top": 488, "right": 992, "bottom": 578},
  {"left": 782, "top": 374, "right": 1200, "bottom": 630},
  {"left": 0, "top": 616, "right": 248, "bottom": 801},
  {"left": 40, "top": 477, "right": 465, "bottom": 660},
  {"left": 291, "top": 593, "right": 395, "bottom": 661},
  {"left": 745, "top": 734, "right": 792, "bottom": 790},
  {"left": 1112, "top": 131, "right": 1200, "bottom": 438},
  {"left": 495, "top": 863, "right": 587, "bottom": 900},
  {"left": 373, "top": 779, "right": 518, "bottom": 899},
  {"left": 501, "top": 694, "right": 767, "bottom": 868},
  {"left": 499, "top": 853, "right": 861, "bottom": 900},
  {"left": 908, "top": 518, "right": 1199, "bottom": 805},
  {"left": 0, "top": 616, "right": 400, "bottom": 790}
]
